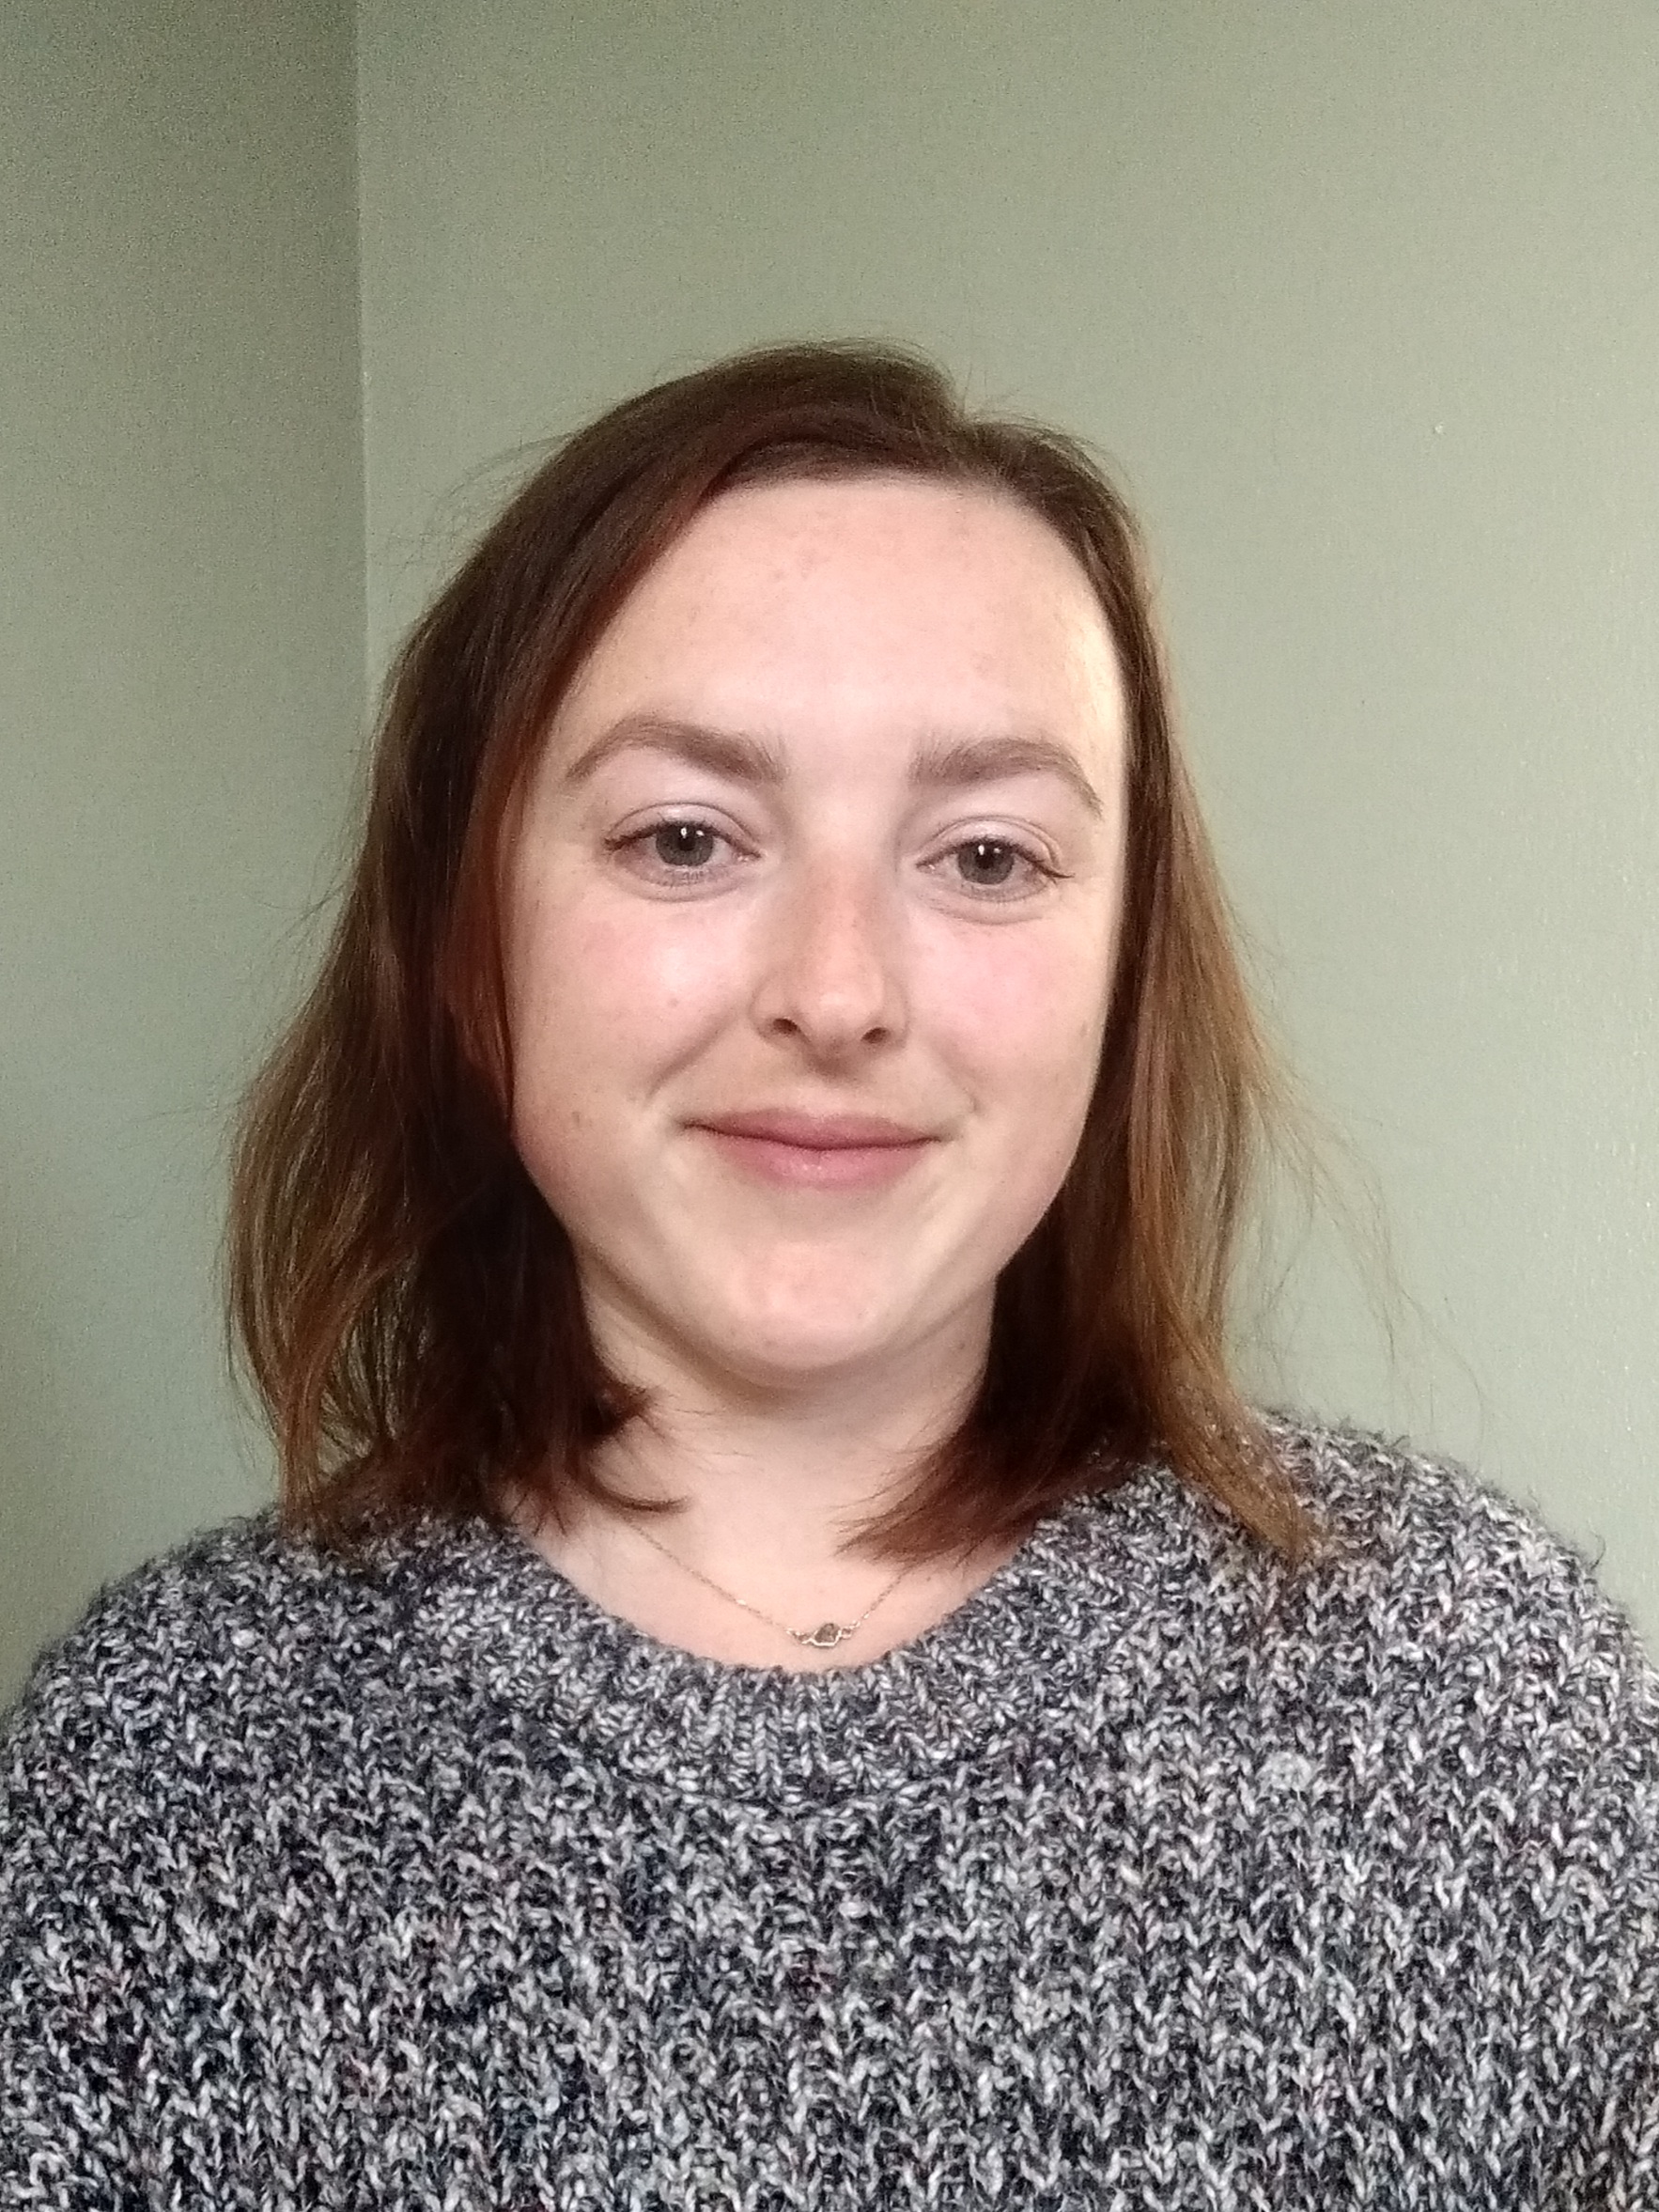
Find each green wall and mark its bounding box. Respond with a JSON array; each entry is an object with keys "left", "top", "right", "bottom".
[
  {"left": 0, "top": 2, "right": 364, "bottom": 1695},
  {"left": 7, "top": 0, "right": 1656, "bottom": 1695}
]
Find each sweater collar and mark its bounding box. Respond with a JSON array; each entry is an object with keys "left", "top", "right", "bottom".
[{"left": 392, "top": 1472, "right": 1182, "bottom": 1794}]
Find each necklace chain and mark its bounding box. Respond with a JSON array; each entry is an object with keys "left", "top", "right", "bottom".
[{"left": 631, "top": 1520, "right": 911, "bottom": 1651}]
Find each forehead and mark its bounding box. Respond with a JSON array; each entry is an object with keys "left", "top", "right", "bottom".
[{"left": 554, "top": 474, "right": 1127, "bottom": 756}]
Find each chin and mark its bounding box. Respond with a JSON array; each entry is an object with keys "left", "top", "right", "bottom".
[
  {"left": 702, "top": 1329, "right": 901, "bottom": 1393},
  {"left": 677, "top": 1298, "right": 928, "bottom": 1394}
]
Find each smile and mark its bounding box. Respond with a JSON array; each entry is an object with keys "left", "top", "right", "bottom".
[{"left": 691, "top": 1111, "right": 937, "bottom": 1191}]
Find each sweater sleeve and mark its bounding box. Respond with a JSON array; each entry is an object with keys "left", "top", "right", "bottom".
[
  {"left": 1571, "top": 1602, "right": 1659, "bottom": 2207},
  {"left": 0, "top": 1548, "right": 258, "bottom": 2205},
  {"left": 1272, "top": 1423, "right": 1659, "bottom": 2205},
  {"left": 1384, "top": 1446, "right": 1659, "bottom": 2204},
  {"left": 1, "top": 1643, "right": 148, "bottom": 2198}
]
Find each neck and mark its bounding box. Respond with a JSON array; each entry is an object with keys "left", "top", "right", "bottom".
[
  {"left": 594, "top": 1283, "right": 992, "bottom": 1553},
  {"left": 509, "top": 1298, "right": 1010, "bottom": 1670}
]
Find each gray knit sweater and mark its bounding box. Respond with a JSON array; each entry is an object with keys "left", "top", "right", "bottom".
[{"left": 3, "top": 1423, "right": 1656, "bottom": 2208}]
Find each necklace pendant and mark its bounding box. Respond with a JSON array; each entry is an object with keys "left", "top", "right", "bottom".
[{"left": 798, "top": 1620, "right": 851, "bottom": 1650}]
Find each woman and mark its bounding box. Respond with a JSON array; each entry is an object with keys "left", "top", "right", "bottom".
[{"left": 2, "top": 344, "right": 1654, "bottom": 2206}]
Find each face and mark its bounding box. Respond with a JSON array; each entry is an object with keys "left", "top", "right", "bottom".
[{"left": 503, "top": 475, "right": 1128, "bottom": 1404}]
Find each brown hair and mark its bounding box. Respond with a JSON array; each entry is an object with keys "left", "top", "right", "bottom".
[{"left": 229, "top": 341, "right": 1310, "bottom": 1561}]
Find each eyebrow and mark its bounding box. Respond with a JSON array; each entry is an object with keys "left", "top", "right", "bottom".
[
  {"left": 562, "top": 714, "right": 1105, "bottom": 818},
  {"left": 561, "top": 715, "right": 786, "bottom": 790},
  {"left": 910, "top": 732, "right": 1105, "bottom": 819}
]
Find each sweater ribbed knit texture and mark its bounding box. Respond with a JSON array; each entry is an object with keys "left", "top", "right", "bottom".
[{"left": 3, "top": 1422, "right": 1657, "bottom": 2208}]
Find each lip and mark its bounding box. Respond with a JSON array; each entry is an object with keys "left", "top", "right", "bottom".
[
  {"left": 690, "top": 1108, "right": 938, "bottom": 1190},
  {"left": 696, "top": 1109, "right": 933, "bottom": 1147}
]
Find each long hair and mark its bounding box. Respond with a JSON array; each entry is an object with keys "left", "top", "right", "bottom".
[{"left": 229, "top": 342, "right": 1310, "bottom": 1561}]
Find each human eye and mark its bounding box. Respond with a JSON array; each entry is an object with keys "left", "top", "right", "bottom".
[
  {"left": 923, "top": 832, "right": 1062, "bottom": 901},
  {"left": 606, "top": 815, "right": 751, "bottom": 882}
]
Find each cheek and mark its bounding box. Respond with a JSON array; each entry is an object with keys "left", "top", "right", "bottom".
[
  {"left": 505, "top": 889, "right": 747, "bottom": 1147},
  {"left": 930, "top": 924, "right": 1113, "bottom": 1120}
]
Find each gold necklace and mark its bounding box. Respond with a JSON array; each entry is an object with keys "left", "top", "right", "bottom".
[{"left": 632, "top": 1521, "right": 912, "bottom": 1651}]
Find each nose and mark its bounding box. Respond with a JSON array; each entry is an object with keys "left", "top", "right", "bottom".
[{"left": 750, "top": 856, "right": 907, "bottom": 1058}]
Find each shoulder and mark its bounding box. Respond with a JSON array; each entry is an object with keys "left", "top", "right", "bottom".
[
  {"left": 0, "top": 1510, "right": 466, "bottom": 1854},
  {"left": 1266, "top": 1414, "right": 1655, "bottom": 1693},
  {"left": 1155, "top": 1424, "right": 1659, "bottom": 2184},
  {"left": 8, "top": 1511, "right": 380, "bottom": 1725},
  {"left": 1109, "top": 1412, "right": 1652, "bottom": 1661},
  {"left": 1070, "top": 1413, "right": 1659, "bottom": 1781},
  {"left": 0, "top": 1513, "right": 480, "bottom": 2181},
  {"left": 0, "top": 1510, "right": 487, "bottom": 2108},
  {"left": 1218, "top": 1418, "right": 1659, "bottom": 1828}
]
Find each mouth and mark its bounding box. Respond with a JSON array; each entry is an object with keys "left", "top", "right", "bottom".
[{"left": 690, "top": 1109, "right": 938, "bottom": 1190}]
